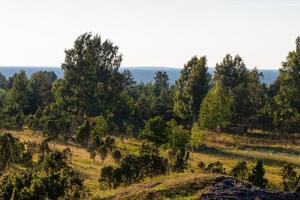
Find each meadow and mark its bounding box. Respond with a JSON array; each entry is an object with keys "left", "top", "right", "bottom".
[{"left": 8, "top": 129, "right": 300, "bottom": 199}]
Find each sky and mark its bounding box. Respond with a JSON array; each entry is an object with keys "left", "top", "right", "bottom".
[{"left": 0, "top": 0, "right": 299, "bottom": 69}]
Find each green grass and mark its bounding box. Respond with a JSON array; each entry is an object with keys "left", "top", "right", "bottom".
[{"left": 6, "top": 129, "right": 300, "bottom": 199}]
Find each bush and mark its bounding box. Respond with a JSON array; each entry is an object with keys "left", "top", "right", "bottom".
[
  {"left": 99, "top": 153, "right": 168, "bottom": 188},
  {"left": 197, "top": 161, "right": 206, "bottom": 172},
  {"left": 91, "top": 116, "right": 108, "bottom": 136},
  {"left": 112, "top": 149, "right": 122, "bottom": 163},
  {"left": 139, "top": 141, "right": 159, "bottom": 155},
  {"left": 0, "top": 104, "right": 25, "bottom": 129},
  {"left": 99, "top": 166, "right": 116, "bottom": 189},
  {"left": 104, "top": 136, "right": 115, "bottom": 152},
  {"left": 172, "top": 149, "right": 189, "bottom": 172},
  {"left": 230, "top": 161, "right": 248, "bottom": 180},
  {"left": 0, "top": 149, "right": 87, "bottom": 199},
  {"left": 76, "top": 119, "right": 92, "bottom": 147},
  {"left": 205, "top": 161, "right": 226, "bottom": 174},
  {"left": 190, "top": 123, "right": 204, "bottom": 150},
  {"left": 248, "top": 159, "right": 268, "bottom": 188},
  {"left": 98, "top": 145, "right": 108, "bottom": 163},
  {"left": 140, "top": 116, "right": 168, "bottom": 146},
  {"left": 280, "top": 164, "right": 299, "bottom": 191},
  {"left": 0, "top": 132, "right": 27, "bottom": 171}
]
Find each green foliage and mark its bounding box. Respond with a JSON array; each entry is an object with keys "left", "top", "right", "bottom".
[
  {"left": 99, "top": 166, "right": 118, "bottom": 189},
  {"left": 112, "top": 149, "right": 122, "bottom": 163},
  {"left": 0, "top": 72, "right": 7, "bottom": 90},
  {"left": 91, "top": 116, "right": 108, "bottom": 137},
  {"left": 0, "top": 104, "right": 25, "bottom": 129},
  {"left": 139, "top": 141, "right": 159, "bottom": 156},
  {"left": 0, "top": 132, "right": 25, "bottom": 171},
  {"left": 167, "top": 123, "right": 191, "bottom": 151},
  {"left": 26, "top": 71, "right": 57, "bottom": 114},
  {"left": 4, "top": 71, "right": 30, "bottom": 115},
  {"left": 280, "top": 164, "right": 299, "bottom": 192},
  {"left": 198, "top": 82, "right": 233, "bottom": 131},
  {"left": 61, "top": 32, "right": 123, "bottom": 116},
  {"left": 190, "top": 123, "right": 204, "bottom": 149},
  {"left": 0, "top": 149, "right": 87, "bottom": 200},
  {"left": 197, "top": 161, "right": 206, "bottom": 172},
  {"left": 173, "top": 56, "right": 210, "bottom": 124},
  {"left": 213, "top": 55, "right": 267, "bottom": 131},
  {"left": 273, "top": 37, "right": 300, "bottom": 133},
  {"left": 38, "top": 138, "right": 51, "bottom": 163},
  {"left": 98, "top": 145, "right": 108, "bottom": 163},
  {"left": 99, "top": 153, "right": 168, "bottom": 188},
  {"left": 166, "top": 120, "right": 191, "bottom": 172},
  {"left": 248, "top": 159, "right": 268, "bottom": 188},
  {"left": 154, "top": 71, "right": 169, "bottom": 95},
  {"left": 104, "top": 136, "right": 115, "bottom": 152},
  {"left": 140, "top": 116, "right": 168, "bottom": 146},
  {"left": 205, "top": 161, "right": 226, "bottom": 174},
  {"left": 230, "top": 161, "right": 248, "bottom": 180},
  {"left": 76, "top": 119, "right": 92, "bottom": 147},
  {"left": 172, "top": 149, "right": 189, "bottom": 172}
]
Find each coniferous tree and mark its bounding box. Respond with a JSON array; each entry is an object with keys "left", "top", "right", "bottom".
[
  {"left": 248, "top": 159, "right": 268, "bottom": 188},
  {"left": 214, "top": 55, "right": 251, "bottom": 130},
  {"left": 173, "top": 56, "right": 210, "bottom": 125},
  {"left": 273, "top": 36, "right": 300, "bottom": 133},
  {"left": 198, "top": 81, "right": 233, "bottom": 131}
]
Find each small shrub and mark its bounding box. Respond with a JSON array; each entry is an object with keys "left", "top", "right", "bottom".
[
  {"left": 197, "top": 161, "right": 206, "bottom": 172},
  {"left": 98, "top": 145, "right": 108, "bottom": 163},
  {"left": 172, "top": 149, "right": 189, "bottom": 172},
  {"left": 280, "top": 164, "right": 299, "bottom": 191},
  {"left": 139, "top": 141, "right": 159, "bottom": 155},
  {"left": 112, "top": 149, "right": 122, "bottom": 163},
  {"left": 191, "top": 123, "right": 204, "bottom": 150},
  {"left": 230, "top": 161, "right": 248, "bottom": 180},
  {"left": 104, "top": 136, "right": 115, "bottom": 152},
  {"left": 99, "top": 166, "right": 115, "bottom": 189},
  {"left": 99, "top": 153, "right": 168, "bottom": 188},
  {"left": 205, "top": 161, "right": 226, "bottom": 174}
]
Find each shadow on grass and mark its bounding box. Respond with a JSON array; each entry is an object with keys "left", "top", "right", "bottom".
[
  {"left": 237, "top": 132, "right": 299, "bottom": 145},
  {"left": 209, "top": 140, "right": 300, "bottom": 156},
  {"left": 197, "top": 145, "right": 300, "bottom": 168}
]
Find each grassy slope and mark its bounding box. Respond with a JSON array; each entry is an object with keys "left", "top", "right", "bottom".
[{"left": 7, "top": 129, "right": 300, "bottom": 199}]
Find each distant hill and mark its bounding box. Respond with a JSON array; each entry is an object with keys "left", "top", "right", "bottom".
[{"left": 0, "top": 66, "right": 279, "bottom": 85}]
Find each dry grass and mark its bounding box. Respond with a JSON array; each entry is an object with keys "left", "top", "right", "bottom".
[{"left": 5, "top": 129, "right": 300, "bottom": 198}]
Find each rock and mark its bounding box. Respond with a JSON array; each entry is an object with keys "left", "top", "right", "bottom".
[{"left": 200, "top": 177, "right": 300, "bottom": 200}]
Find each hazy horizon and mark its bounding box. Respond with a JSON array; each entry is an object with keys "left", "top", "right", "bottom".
[
  {"left": 0, "top": 0, "right": 299, "bottom": 69},
  {"left": 0, "top": 65, "right": 280, "bottom": 70}
]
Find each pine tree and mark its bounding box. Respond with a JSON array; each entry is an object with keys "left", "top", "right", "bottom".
[
  {"left": 173, "top": 56, "right": 210, "bottom": 125},
  {"left": 198, "top": 81, "right": 233, "bottom": 131},
  {"left": 273, "top": 36, "right": 300, "bottom": 133},
  {"left": 248, "top": 159, "right": 268, "bottom": 188}
]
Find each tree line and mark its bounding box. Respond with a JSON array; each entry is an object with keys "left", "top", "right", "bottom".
[
  {"left": 0, "top": 33, "right": 298, "bottom": 137},
  {"left": 0, "top": 33, "right": 299, "bottom": 199}
]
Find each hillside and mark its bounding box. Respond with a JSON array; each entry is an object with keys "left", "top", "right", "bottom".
[{"left": 8, "top": 129, "right": 300, "bottom": 199}]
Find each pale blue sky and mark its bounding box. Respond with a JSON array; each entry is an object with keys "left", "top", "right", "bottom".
[{"left": 0, "top": 0, "right": 299, "bottom": 68}]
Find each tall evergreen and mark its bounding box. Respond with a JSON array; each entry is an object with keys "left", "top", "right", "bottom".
[
  {"left": 248, "top": 159, "right": 268, "bottom": 188},
  {"left": 173, "top": 56, "right": 210, "bottom": 125},
  {"left": 273, "top": 37, "right": 300, "bottom": 133},
  {"left": 198, "top": 81, "right": 233, "bottom": 131}
]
